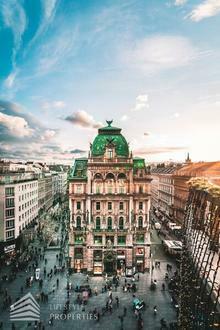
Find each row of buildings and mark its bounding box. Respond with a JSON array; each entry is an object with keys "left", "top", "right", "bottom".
[
  {"left": 68, "top": 121, "right": 152, "bottom": 275},
  {"left": 0, "top": 161, "right": 68, "bottom": 259},
  {"left": 151, "top": 158, "right": 220, "bottom": 226}
]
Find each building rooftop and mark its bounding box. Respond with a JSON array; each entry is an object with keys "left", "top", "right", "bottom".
[
  {"left": 174, "top": 161, "right": 220, "bottom": 177},
  {"left": 91, "top": 120, "right": 129, "bottom": 158},
  {"left": 69, "top": 158, "right": 88, "bottom": 180}
]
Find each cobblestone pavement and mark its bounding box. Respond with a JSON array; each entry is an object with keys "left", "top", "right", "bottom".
[{"left": 0, "top": 227, "right": 178, "bottom": 330}]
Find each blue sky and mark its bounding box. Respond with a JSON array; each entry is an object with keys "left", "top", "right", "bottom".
[{"left": 0, "top": 0, "right": 220, "bottom": 163}]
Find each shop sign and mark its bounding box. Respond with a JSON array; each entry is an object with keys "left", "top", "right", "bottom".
[
  {"left": 4, "top": 244, "right": 15, "bottom": 253},
  {"left": 35, "top": 268, "right": 41, "bottom": 280},
  {"left": 136, "top": 248, "right": 144, "bottom": 255}
]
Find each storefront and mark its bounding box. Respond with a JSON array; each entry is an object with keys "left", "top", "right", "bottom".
[
  {"left": 117, "top": 250, "right": 126, "bottom": 276},
  {"left": 93, "top": 250, "right": 103, "bottom": 275},
  {"left": 135, "top": 247, "right": 145, "bottom": 272},
  {"left": 74, "top": 247, "right": 83, "bottom": 272}
]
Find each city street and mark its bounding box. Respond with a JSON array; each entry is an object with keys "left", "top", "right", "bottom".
[{"left": 0, "top": 224, "right": 178, "bottom": 330}]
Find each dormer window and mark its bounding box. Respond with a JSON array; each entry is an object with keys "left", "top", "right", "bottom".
[{"left": 108, "top": 148, "right": 113, "bottom": 159}]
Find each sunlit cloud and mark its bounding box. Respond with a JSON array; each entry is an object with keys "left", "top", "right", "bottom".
[
  {"left": 131, "top": 94, "right": 149, "bottom": 112},
  {"left": 187, "top": 0, "right": 220, "bottom": 22},
  {"left": 65, "top": 110, "right": 103, "bottom": 129}
]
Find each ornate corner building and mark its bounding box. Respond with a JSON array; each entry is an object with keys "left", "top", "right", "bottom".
[{"left": 68, "top": 121, "right": 152, "bottom": 275}]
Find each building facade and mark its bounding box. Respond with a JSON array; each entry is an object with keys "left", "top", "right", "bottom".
[
  {"left": 0, "top": 173, "right": 38, "bottom": 255},
  {"left": 69, "top": 121, "right": 152, "bottom": 275},
  {"left": 151, "top": 165, "right": 180, "bottom": 223}
]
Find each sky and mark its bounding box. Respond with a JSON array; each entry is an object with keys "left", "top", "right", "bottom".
[{"left": 0, "top": 0, "right": 220, "bottom": 164}]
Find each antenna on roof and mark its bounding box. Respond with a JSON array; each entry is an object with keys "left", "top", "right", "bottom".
[{"left": 106, "top": 120, "right": 113, "bottom": 127}]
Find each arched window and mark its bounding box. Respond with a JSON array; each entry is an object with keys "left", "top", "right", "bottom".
[
  {"left": 118, "top": 173, "right": 127, "bottom": 180},
  {"left": 106, "top": 173, "right": 115, "bottom": 180},
  {"left": 138, "top": 216, "right": 143, "bottom": 229},
  {"left": 96, "top": 217, "right": 101, "bottom": 230},
  {"left": 119, "top": 217, "right": 124, "bottom": 230},
  {"left": 96, "top": 184, "right": 101, "bottom": 194},
  {"left": 107, "top": 217, "right": 112, "bottom": 230},
  {"left": 76, "top": 216, "right": 81, "bottom": 229},
  {"left": 94, "top": 173, "right": 103, "bottom": 180}
]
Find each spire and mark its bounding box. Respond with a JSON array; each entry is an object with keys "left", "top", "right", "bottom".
[{"left": 185, "top": 152, "right": 191, "bottom": 163}]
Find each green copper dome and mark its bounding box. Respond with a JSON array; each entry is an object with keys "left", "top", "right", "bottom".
[{"left": 91, "top": 121, "right": 129, "bottom": 157}]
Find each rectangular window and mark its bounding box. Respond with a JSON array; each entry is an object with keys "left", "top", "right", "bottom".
[
  {"left": 6, "top": 220, "right": 15, "bottom": 229},
  {"left": 5, "top": 198, "right": 15, "bottom": 208},
  {"left": 94, "top": 236, "right": 102, "bottom": 245},
  {"left": 108, "top": 202, "right": 112, "bottom": 210},
  {"left": 6, "top": 230, "right": 15, "bottom": 239},
  {"left": 136, "top": 234, "right": 144, "bottom": 243},
  {"left": 139, "top": 202, "right": 143, "bottom": 210},
  {"left": 95, "top": 217, "right": 101, "bottom": 230},
  {"left": 94, "top": 250, "right": 102, "bottom": 261},
  {"left": 96, "top": 202, "right": 100, "bottom": 210},
  {"left": 119, "top": 202, "right": 124, "bottom": 210},
  {"left": 96, "top": 185, "right": 101, "bottom": 194},
  {"left": 119, "top": 186, "right": 124, "bottom": 194},
  {"left": 5, "top": 187, "right": 14, "bottom": 196},
  {"left": 76, "top": 185, "right": 82, "bottom": 193},
  {"left": 75, "top": 235, "right": 84, "bottom": 244},
  {"left": 118, "top": 236, "right": 126, "bottom": 245},
  {"left": 5, "top": 209, "right": 15, "bottom": 218},
  {"left": 76, "top": 201, "right": 81, "bottom": 210}
]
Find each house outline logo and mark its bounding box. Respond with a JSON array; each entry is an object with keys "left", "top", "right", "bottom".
[{"left": 10, "top": 292, "right": 40, "bottom": 321}]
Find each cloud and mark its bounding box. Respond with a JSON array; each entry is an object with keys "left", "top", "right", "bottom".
[
  {"left": 172, "top": 112, "right": 180, "bottom": 118},
  {"left": 134, "top": 146, "right": 187, "bottom": 155},
  {"left": 65, "top": 110, "right": 102, "bottom": 129},
  {"left": 187, "top": 0, "right": 220, "bottom": 22},
  {"left": 0, "top": 100, "right": 62, "bottom": 161},
  {"left": 42, "top": 100, "right": 66, "bottom": 110},
  {"left": 4, "top": 70, "right": 18, "bottom": 89},
  {"left": 41, "top": 129, "right": 56, "bottom": 140},
  {"left": 120, "top": 115, "right": 128, "bottom": 121},
  {"left": 70, "top": 149, "right": 86, "bottom": 154},
  {"left": 26, "top": 0, "right": 58, "bottom": 49},
  {"left": 174, "top": 0, "right": 187, "bottom": 5},
  {"left": 37, "top": 28, "right": 78, "bottom": 75},
  {"left": 132, "top": 94, "right": 149, "bottom": 112},
  {"left": 1, "top": 1, "right": 26, "bottom": 63},
  {"left": 0, "top": 112, "right": 34, "bottom": 138},
  {"left": 124, "top": 35, "right": 197, "bottom": 72}
]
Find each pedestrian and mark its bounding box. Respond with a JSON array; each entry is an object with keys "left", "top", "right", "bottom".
[
  {"left": 11, "top": 323, "right": 15, "bottom": 330},
  {"left": 86, "top": 274, "right": 89, "bottom": 282},
  {"left": 153, "top": 305, "right": 157, "bottom": 316},
  {"left": 118, "top": 315, "right": 124, "bottom": 330},
  {"left": 57, "top": 278, "right": 59, "bottom": 288},
  {"left": 123, "top": 307, "right": 127, "bottom": 317},
  {"left": 138, "top": 316, "right": 144, "bottom": 329},
  {"left": 116, "top": 296, "right": 119, "bottom": 308},
  {"left": 20, "top": 286, "right": 23, "bottom": 294},
  {"left": 160, "top": 318, "right": 167, "bottom": 329},
  {"left": 162, "top": 283, "right": 165, "bottom": 291},
  {"left": 137, "top": 274, "right": 140, "bottom": 281}
]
